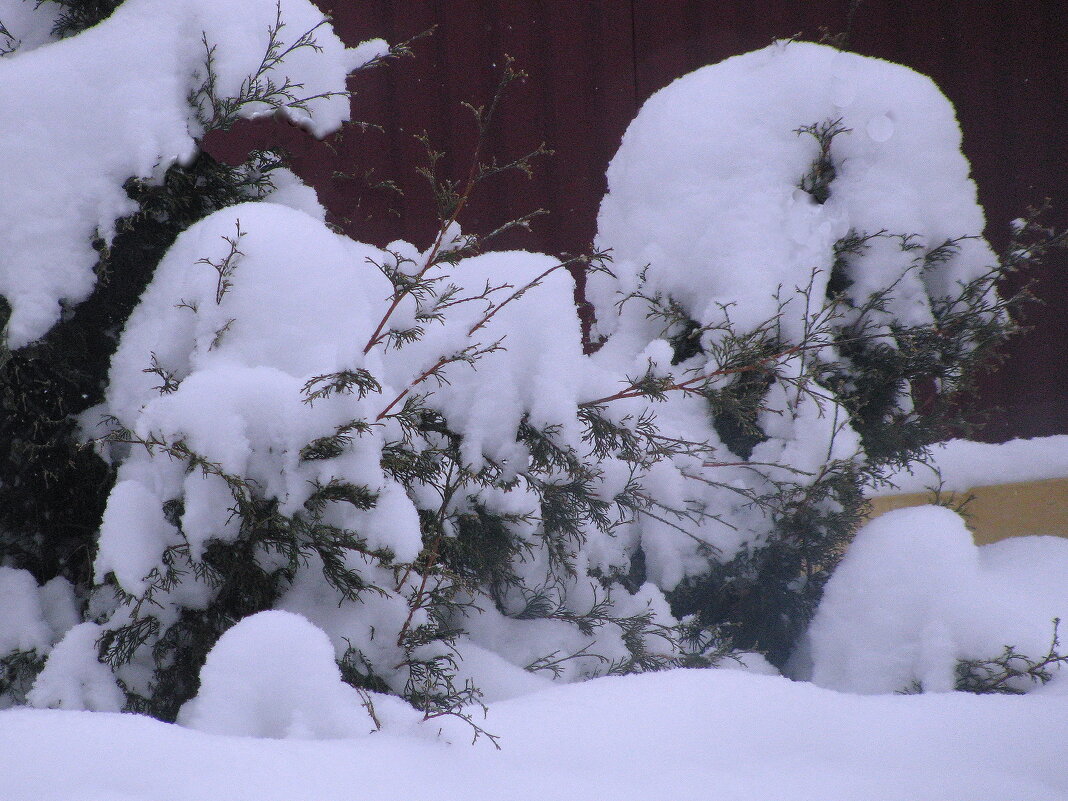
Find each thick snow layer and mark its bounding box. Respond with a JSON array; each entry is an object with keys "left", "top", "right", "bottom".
[
  {"left": 879, "top": 436, "right": 1068, "bottom": 494},
  {"left": 0, "top": 0, "right": 383, "bottom": 348},
  {"left": 1, "top": 668, "right": 1065, "bottom": 801},
  {"left": 591, "top": 40, "right": 995, "bottom": 342},
  {"left": 27, "top": 623, "right": 124, "bottom": 713},
  {"left": 804, "top": 506, "right": 1068, "bottom": 693},
  {"left": 177, "top": 611, "right": 402, "bottom": 739}
]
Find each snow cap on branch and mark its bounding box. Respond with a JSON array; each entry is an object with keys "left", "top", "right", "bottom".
[{"left": 0, "top": 0, "right": 384, "bottom": 348}]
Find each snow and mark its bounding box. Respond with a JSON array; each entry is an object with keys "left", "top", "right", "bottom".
[
  {"left": 0, "top": 0, "right": 60, "bottom": 55},
  {"left": 2, "top": 22, "right": 1061, "bottom": 799},
  {"left": 879, "top": 436, "right": 1068, "bottom": 494},
  {"left": 0, "top": 570, "right": 82, "bottom": 707},
  {"left": 803, "top": 506, "right": 1068, "bottom": 694},
  {"left": 590, "top": 41, "right": 995, "bottom": 343},
  {"left": 0, "top": 0, "right": 383, "bottom": 348},
  {"left": 2, "top": 668, "right": 1066, "bottom": 800},
  {"left": 0, "top": 567, "right": 53, "bottom": 656},
  {"left": 95, "top": 480, "right": 182, "bottom": 597},
  {"left": 27, "top": 623, "right": 124, "bottom": 713},
  {"left": 177, "top": 611, "right": 398, "bottom": 739}
]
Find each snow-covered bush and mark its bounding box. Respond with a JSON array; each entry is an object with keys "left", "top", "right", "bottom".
[
  {"left": 587, "top": 41, "right": 1028, "bottom": 663},
  {"left": 0, "top": 0, "right": 1053, "bottom": 733},
  {"left": 84, "top": 195, "right": 680, "bottom": 722}
]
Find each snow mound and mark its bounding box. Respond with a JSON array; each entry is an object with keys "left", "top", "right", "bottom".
[
  {"left": 591, "top": 40, "right": 994, "bottom": 342},
  {"left": 178, "top": 611, "right": 385, "bottom": 739},
  {"left": 28, "top": 623, "right": 124, "bottom": 713},
  {"left": 804, "top": 505, "right": 1068, "bottom": 693}
]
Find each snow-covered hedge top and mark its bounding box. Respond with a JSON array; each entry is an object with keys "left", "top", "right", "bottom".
[
  {"left": 0, "top": 0, "right": 384, "bottom": 348},
  {"left": 590, "top": 41, "right": 996, "bottom": 343},
  {"left": 876, "top": 437, "right": 1068, "bottom": 495}
]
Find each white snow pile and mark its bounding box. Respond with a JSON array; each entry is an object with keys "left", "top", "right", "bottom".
[
  {"left": 800, "top": 505, "right": 1068, "bottom": 694},
  {"left": 177, "top": 611, "right": 425, "bottom": 739},
  {"left": 0, "top": 0, "right": 384, "bottom": 348},
  {"left": 26, "top": 622, "right": 125, "bottom": 713},
  {"left": 2, "top": 667, "right": 1067, "bottom": 801},
  {"left": 590, "top": 39, "right": 995, "bottom": 341},
  {"left": 0, "top": 567, "right": 83, "bottom": 710},
  {"left": 0, "top": 567, "right": 78, "bottom": 667},
  {"left": 879, "top": 436, "right": 1068, "bottom": 494}
]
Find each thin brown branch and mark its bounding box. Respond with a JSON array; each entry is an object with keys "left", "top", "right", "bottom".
[{"left": 580, "top": 342, "right": 805, "bottom": 408}]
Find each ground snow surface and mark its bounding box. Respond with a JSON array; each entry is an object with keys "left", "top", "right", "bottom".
[{"left": 2, "top": 668, "right": 1066, "bottom": 801}]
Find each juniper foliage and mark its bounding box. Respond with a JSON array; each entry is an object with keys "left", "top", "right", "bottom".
[
  {"left": 954, "top": 619, "right": 1068, "bottom": 695},
  {"left": 33, "top": 0, "right": 122, "bottom": 38}
]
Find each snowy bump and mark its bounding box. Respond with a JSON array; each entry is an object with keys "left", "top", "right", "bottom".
[
  {"left": 28, "top": 623, "right": 125, "bottom": 712},
  {"left": 806, "top": 506, "right": 1068, "bottom": 694},
  {"left": 177, "top": 611, "right": 376, "bottom": 739},
  {"left": 866, "top": 113, "right": 895, "bottom": 143}
]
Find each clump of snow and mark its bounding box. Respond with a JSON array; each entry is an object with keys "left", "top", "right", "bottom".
[
  {"left": 37, "top": 577, "right": 80, "bottom": 642},
  {"left": 0, "top": 567, "right": 53, "bottom": 656},
  {"left": 177, "top": 611, "right": 393, "bottom": 739},
  {"left": 27, "top": 623, "right": 124, "bottom": 713},
  {"left": 803, "top": 505, "right": 1068, "bottom": 693},
  {"left": 878, "top": 436, "right": 1068, "bottom": 495},
  {"left": 591, "top": 40, "right": 995, "bottom": 343},
  {"left": 263, "top": 167, "right": 328, "bottom": 221},
  {"left": 0, "top": 0, "right": 384, "bottom": 348},
  {"left": 94, "top": 480, "right": 182, "bottom": 596},
  {"left": 0, "top": 568, "right": 82, "bottom": 707}
]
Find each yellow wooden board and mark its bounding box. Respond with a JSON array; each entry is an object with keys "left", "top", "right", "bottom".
[{"left": 868, "top": 477, "right": 1068, "bottom": 545}]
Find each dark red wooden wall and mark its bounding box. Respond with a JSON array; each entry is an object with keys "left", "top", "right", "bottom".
[{"left": 207, "top": 1, "right": 1068, "bottom": 442}]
